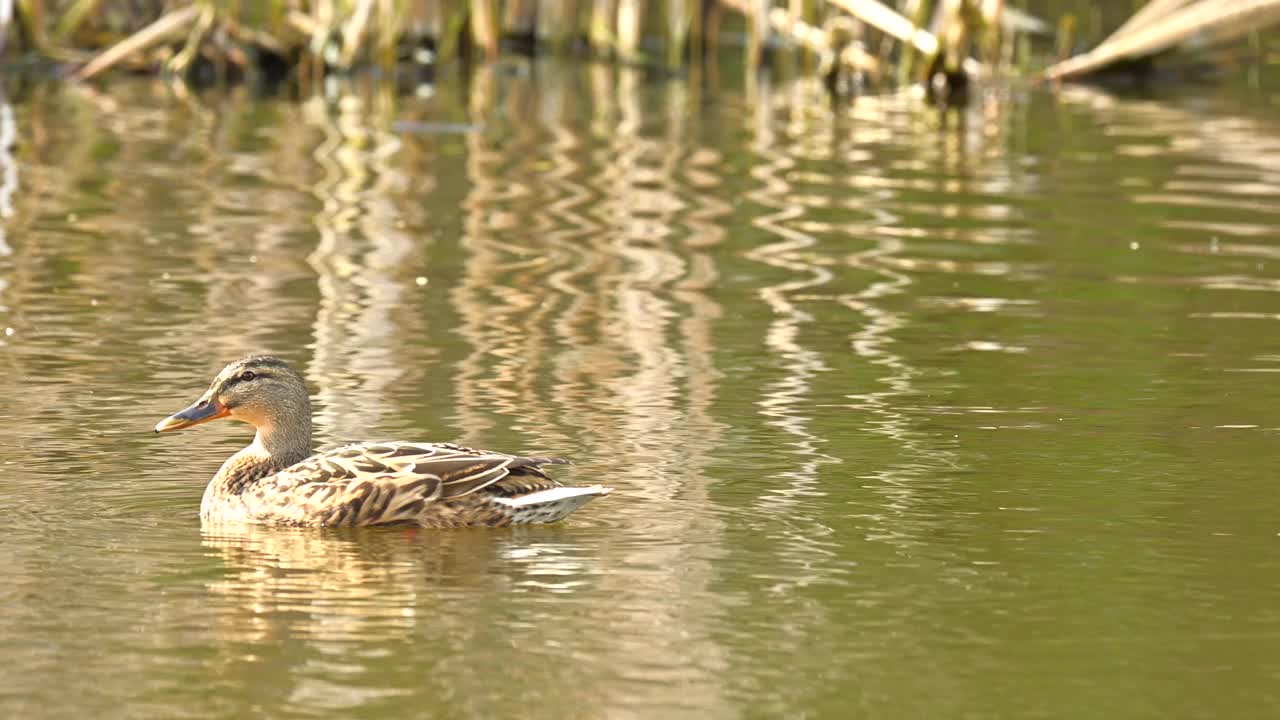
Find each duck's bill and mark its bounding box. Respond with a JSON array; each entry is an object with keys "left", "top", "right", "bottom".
[{"left": 154, "top": 399, "right": 229, "bottom": 433}]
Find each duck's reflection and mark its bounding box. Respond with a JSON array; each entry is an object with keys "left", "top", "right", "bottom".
[
  {"left": 202, "top": 523, "right": 602, "bottom": 641},
  {"left": 200, "top": 523, "right": 613, "bottom": 715}
]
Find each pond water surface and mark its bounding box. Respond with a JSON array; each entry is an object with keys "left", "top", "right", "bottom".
[{"left": 2, "top": 63, "right": 1280, "bottom": 718}]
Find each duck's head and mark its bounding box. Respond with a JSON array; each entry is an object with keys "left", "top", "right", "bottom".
[{"left": 154, "top": 355, "right": 311, "bottom": 436}]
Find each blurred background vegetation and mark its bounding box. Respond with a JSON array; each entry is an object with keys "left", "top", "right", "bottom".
[{"left": 1, "top": 1, "right": 1277, "bottom": 91}]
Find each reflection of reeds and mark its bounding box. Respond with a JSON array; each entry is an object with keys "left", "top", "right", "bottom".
[
  {"left": 743, "top": 74, "right": 843, "bottom": 539},
  {"left": 744, "top": 76, "right": 979, "bottom": 570},
  {"left": 443, "top": 59, "right": 733, "bottom": 708},
  {"left": 303, "top": 81, "right": 432, "bottom": 444},
  {"left": 1059, "top": 83, "right": 1280, "bottom": 254}
]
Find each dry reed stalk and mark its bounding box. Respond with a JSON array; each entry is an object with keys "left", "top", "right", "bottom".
[
  {"left": 827, "top": 0, "right": 938, "bottom": 55},
  {"left": 720, "top": 0, "right": 878, "bottom": 75},
  {"left": 214, "top": 30, "right": 251, "bottom": 71},
  {"left": 616, "top": 0, "right": 644, "bottom": 60},
  {"left": 312, "top": 0, "right": 335, "bottom": 54},
  {"left": 929, "top": 0, "right": 966, "bottom": 71},
  {"left": 436, "top": 4, "right": 470, "bottom": 58},
  {"left": 687, "top": 0, "right": 703, "bottom": 64},
  {"left": 404, "top": 0, "right": 440, "bottom": 39},
  {"left": 923, "top": 0, "right": 958, "bottom": 74},
  {"left": 470, "top": 0, "right": 499, "bottom": 59},
  {"left": 372, "top": 0, "right": 400, "bottom": 68},
  {"left": 747, "top": 0, "right": 769, "bottom": 66},
  {"left": 166, "top": 3, "right": 215, "bottom": 76},
  {"left": 785, "top": 0, "right": 813, "bottom": 65},
  {"left": 0, "top": 0, "right": 10, "bottom": 57},
  {"left": 893, "top": 0, "right": 931, "bottom": 82},
  {"left": 284, "top": 5, "right": 322, "bottom": 77},
  {"left": 1107, "top": 0, "right": 1197, "bottom": 44},
  {"left": 665, "top": 0, "right": 692, "bottom": 68},
  {"left": 981, "top": 0, "right": 1032, "bottom": 71},
  {"left": 706, "top": 2, "right": 729, "bottom": 59},
  {"left": 502, "top": 0, "right": 536, "bottom": 36},
  {"left": 52, "top": 0, "right": 100, "bottom": 43},
  {"left": 16, "top": 0, "right": 48, "bottom": 54},
  {"left": 979, "top": 0, "right": 1007, "bottom": 68},
  {"left": 73, "top": 4, "right": 201, "bottom": 80},
  {"left": 222, "top": 15, "right": 289, "bottom": 57},
  {"left": 338, "top": 0, "right": 377, "bottom": 68},
  {"left": 783, "top": 0, "right": 793, "bottom": 55},
  {"left": 1045, "top": 0, "right": 1280, "bottom": 81},
  {"left": 537, "top": 0, "right": 580, "bottom": 50},
  {"left": 927, "top": 0, "right": 955, "bottom": 36},
  {"left": 589, "top": 0, "right": 615, "bottom": 55},
  {"left": 287, "top": 9, "right": 319, "bottom": 37},
  {"left": 995, "top": 5, "right": 1049, "bottom": 36},
  {"left": 767, "top": 8, "right": 878, "bottom": 74}
]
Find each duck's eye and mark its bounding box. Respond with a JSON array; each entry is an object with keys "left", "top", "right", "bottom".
[{"left": 239, "top": 371, "right": 257, "bottom": 382}]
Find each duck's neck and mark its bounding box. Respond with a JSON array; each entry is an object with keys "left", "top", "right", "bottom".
[{"left": 210, "top": 421, "right": 313, "bottom": 495}]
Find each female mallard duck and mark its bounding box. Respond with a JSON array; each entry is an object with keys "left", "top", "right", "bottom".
[{"left": 154, "top": 355, "right": 609, "bottom": 528}]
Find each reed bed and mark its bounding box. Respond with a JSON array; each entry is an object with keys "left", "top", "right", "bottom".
[
  {"left": 0, "top": 2, "right": 1276, "bottom": 91},
  {"left": 0, "top": 0, "right": 1052, "bottom": 95}
]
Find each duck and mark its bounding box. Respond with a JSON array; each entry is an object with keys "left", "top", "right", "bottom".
[{"left": 154, "top": 354, "right": 610, "bottom": 528}]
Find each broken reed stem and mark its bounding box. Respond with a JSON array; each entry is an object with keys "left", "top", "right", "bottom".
[
  {"left": 828, "top": 0, "right": 938, "bottom": 56},
  {"left": 1045, "top": 0, "right": 1280, "bottom": 81},
  {"left": 73, "top": 5, "right": 202, "bottom": 81},
  {"left": 167, "top": 4, "right": 216, "bottom": 76},
  {"left": 338, "top": 0, "right": 377, "bottom": 69},
  {"left": 1107, "top": 0, "right": 1197, "bottom": 45}
]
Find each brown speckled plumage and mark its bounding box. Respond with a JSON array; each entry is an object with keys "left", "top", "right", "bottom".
[{"left": 156, "top": 355, "right": 610, "bottom": 528}]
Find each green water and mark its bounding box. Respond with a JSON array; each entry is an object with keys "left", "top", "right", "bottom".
[{"left": 2, "top": 64, "right": 1280, "bottom": 718}]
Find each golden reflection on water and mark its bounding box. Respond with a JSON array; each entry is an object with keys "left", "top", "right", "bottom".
[
  {"left": 745, "top": 79, "right": 843, "bottom": 517},
  {"left": 305, "top": 86, "right": 427, "bottom": 443}
]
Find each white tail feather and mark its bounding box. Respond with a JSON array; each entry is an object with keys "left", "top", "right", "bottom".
[
  {"left": 493, "top": 485, "right": 611, "bottom": 524},
  {"left": 495, "top": 485, "right": 611, "bottom": 508}
]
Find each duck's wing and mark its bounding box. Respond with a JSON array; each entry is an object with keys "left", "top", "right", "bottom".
[{"left": 243, "top": 442, "right": 568, "bottom": 527}]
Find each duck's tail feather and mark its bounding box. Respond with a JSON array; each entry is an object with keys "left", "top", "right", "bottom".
[{"left": 494, "top": 485, "right": 611, "bottom": 524}]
